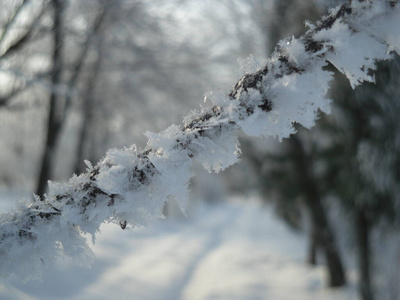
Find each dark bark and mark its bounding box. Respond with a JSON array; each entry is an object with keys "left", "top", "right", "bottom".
[
  {"left": 0, "top": 2, "right": 48, "bottom": 107},
  {"left": 13, "top": 1, "right": 384, "bottom": 231},
  {"left": 1, "top": 3, "right": 48, "bottom": 59},
  {"left": 307, "top": 221, "right": 319, "bottom": 266},
  {"left": 60, "top": 8, "right": 105, "bottom": 134},
  {"left": 73, "top": 9, "right": 105, "bottom": 175},
  {"left": 74, "top": 57, "right": 101, "bottom": 175},
  {"left": 289, "top": 135, "right": 346, "bottom": 287},
  {"left": 0, "top": 0, "right": 30, "bottom": 45},
  {"left": 357, "top": 209, "right": 374, "bottom": 300},
  {"left": 36, "top": 0, "right": 64, "bottom": 197},
  {"left": 36, "top": 2, "right": 105, "bottom": 194},
  {"left": 303, "top": 192, "right": 346, "bottom": 287}
]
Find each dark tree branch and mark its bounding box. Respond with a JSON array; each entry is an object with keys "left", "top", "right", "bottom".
[
  {"left": 57, "top": 6, "right": 106, "bottom": 134},
  {"left": 29, "top": 1, "right": 395, "bottom": 225},
  {"left": 0, "top": 2, "right": 49, "bottom": 59},
  {"left": 0, "top": 0, "right": 30, "bottom": 45},
  {"left": 29, "top": 2, "right": 371, "bottom": 219}
]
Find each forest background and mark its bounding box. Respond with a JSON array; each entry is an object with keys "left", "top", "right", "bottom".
[{"left": 0, "top": 1, "right": 399, "bottom": 299}]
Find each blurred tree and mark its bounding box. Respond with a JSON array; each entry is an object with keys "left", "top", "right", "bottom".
[
  {"left": 35, "top": 0, "right": 65, "bottom": 197},
  {"left": 245, "top": 130, "right": 346, "bottom": 287},
  {"left": 237, "top": 0, "right": 347, "bottom": 287},
  {"left": 36, "top": 0, "right": 107, "bottom": 196},
  {"left": 246, "top": 1, "right": 400, "bottom": 297},
  {"left": 0, "top": 0, "right": 263, "bottom": 195},
  {"left": 0, "top": 0, "right": 49, "bottom": 107},
  {"left": 0, "top": 2, "right": 398, "bottom": 297},
  {"left": 0, "top": 0, "right": 52, "bottom": 189},
  {"left": 317, "top": 56, "right": 400, "bottom": 300}
]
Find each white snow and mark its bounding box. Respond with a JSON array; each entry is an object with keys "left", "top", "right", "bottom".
[
  {"left": 1, "top": 0, "right": 400, "bottom": 286},
  {"left": 0, "top": 193, "right": 357, "bottom": 300}
]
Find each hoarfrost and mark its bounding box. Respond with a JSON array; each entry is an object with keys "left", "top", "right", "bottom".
[
  {"left": 315, "top": 21, "right": 389, "bottom": 88},
  {"left": 1, "top": 0, "right": 400, "bottom": 281}
]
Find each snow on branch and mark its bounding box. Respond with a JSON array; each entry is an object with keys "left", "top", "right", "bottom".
[{"left": 1, "top": 1, "right": 399, "bottom": 281}]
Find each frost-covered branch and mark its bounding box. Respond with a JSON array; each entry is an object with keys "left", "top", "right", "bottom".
[{"left": 1, "top": 1, "right": 399, "bottom": 281}]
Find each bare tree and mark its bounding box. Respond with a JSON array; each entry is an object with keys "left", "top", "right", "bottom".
[
  {"left": 0, "top": 1, "right": 397, "bottom": 283},
  {"left": 35, "top": 0, "right": 106, "bottom": 195},
  {"left": 0, "top": 0, "right": 49, "bottom": 107}
]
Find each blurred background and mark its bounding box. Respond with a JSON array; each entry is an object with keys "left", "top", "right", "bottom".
[{"left": 0, "top": 0, "right": 399, "bottom": 299}]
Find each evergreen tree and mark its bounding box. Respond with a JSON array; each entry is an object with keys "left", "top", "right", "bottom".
[{"left": 317, "top": 55, "right": 400, "bottom": 300}]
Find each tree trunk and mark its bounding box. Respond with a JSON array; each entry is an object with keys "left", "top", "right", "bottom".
[
  {"left": 290, "top": 135, "right": 346, "bottom": 287},
  {"left": 73, "top": 9, "right": 105, "bottom": 175},
  {"left": 307, "top": 222, "right": 319, "bottom": 266},
  {"left": 357, "top": 209, "right": 374, "bottom": 300},
  {"left": 37, "top": 2, "right": 105, "bottom": 191},
  {"left": 36, "top": 0, "right": 64, "bottom": 197},
  {"left": 304, "top": 195, "right": 346, "bottom": 287},
  {"left": 73, "top": 61, "right": 100, "bottom": 175}
]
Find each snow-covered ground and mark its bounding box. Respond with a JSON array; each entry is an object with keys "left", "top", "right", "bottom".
[{"left": 0, "top": 193, "right": 357, "bottom": 300}]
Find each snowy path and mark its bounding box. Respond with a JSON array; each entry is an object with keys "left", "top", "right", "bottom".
[{"left": 0, "top": 197, "right": 357, "bottom": 300}]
